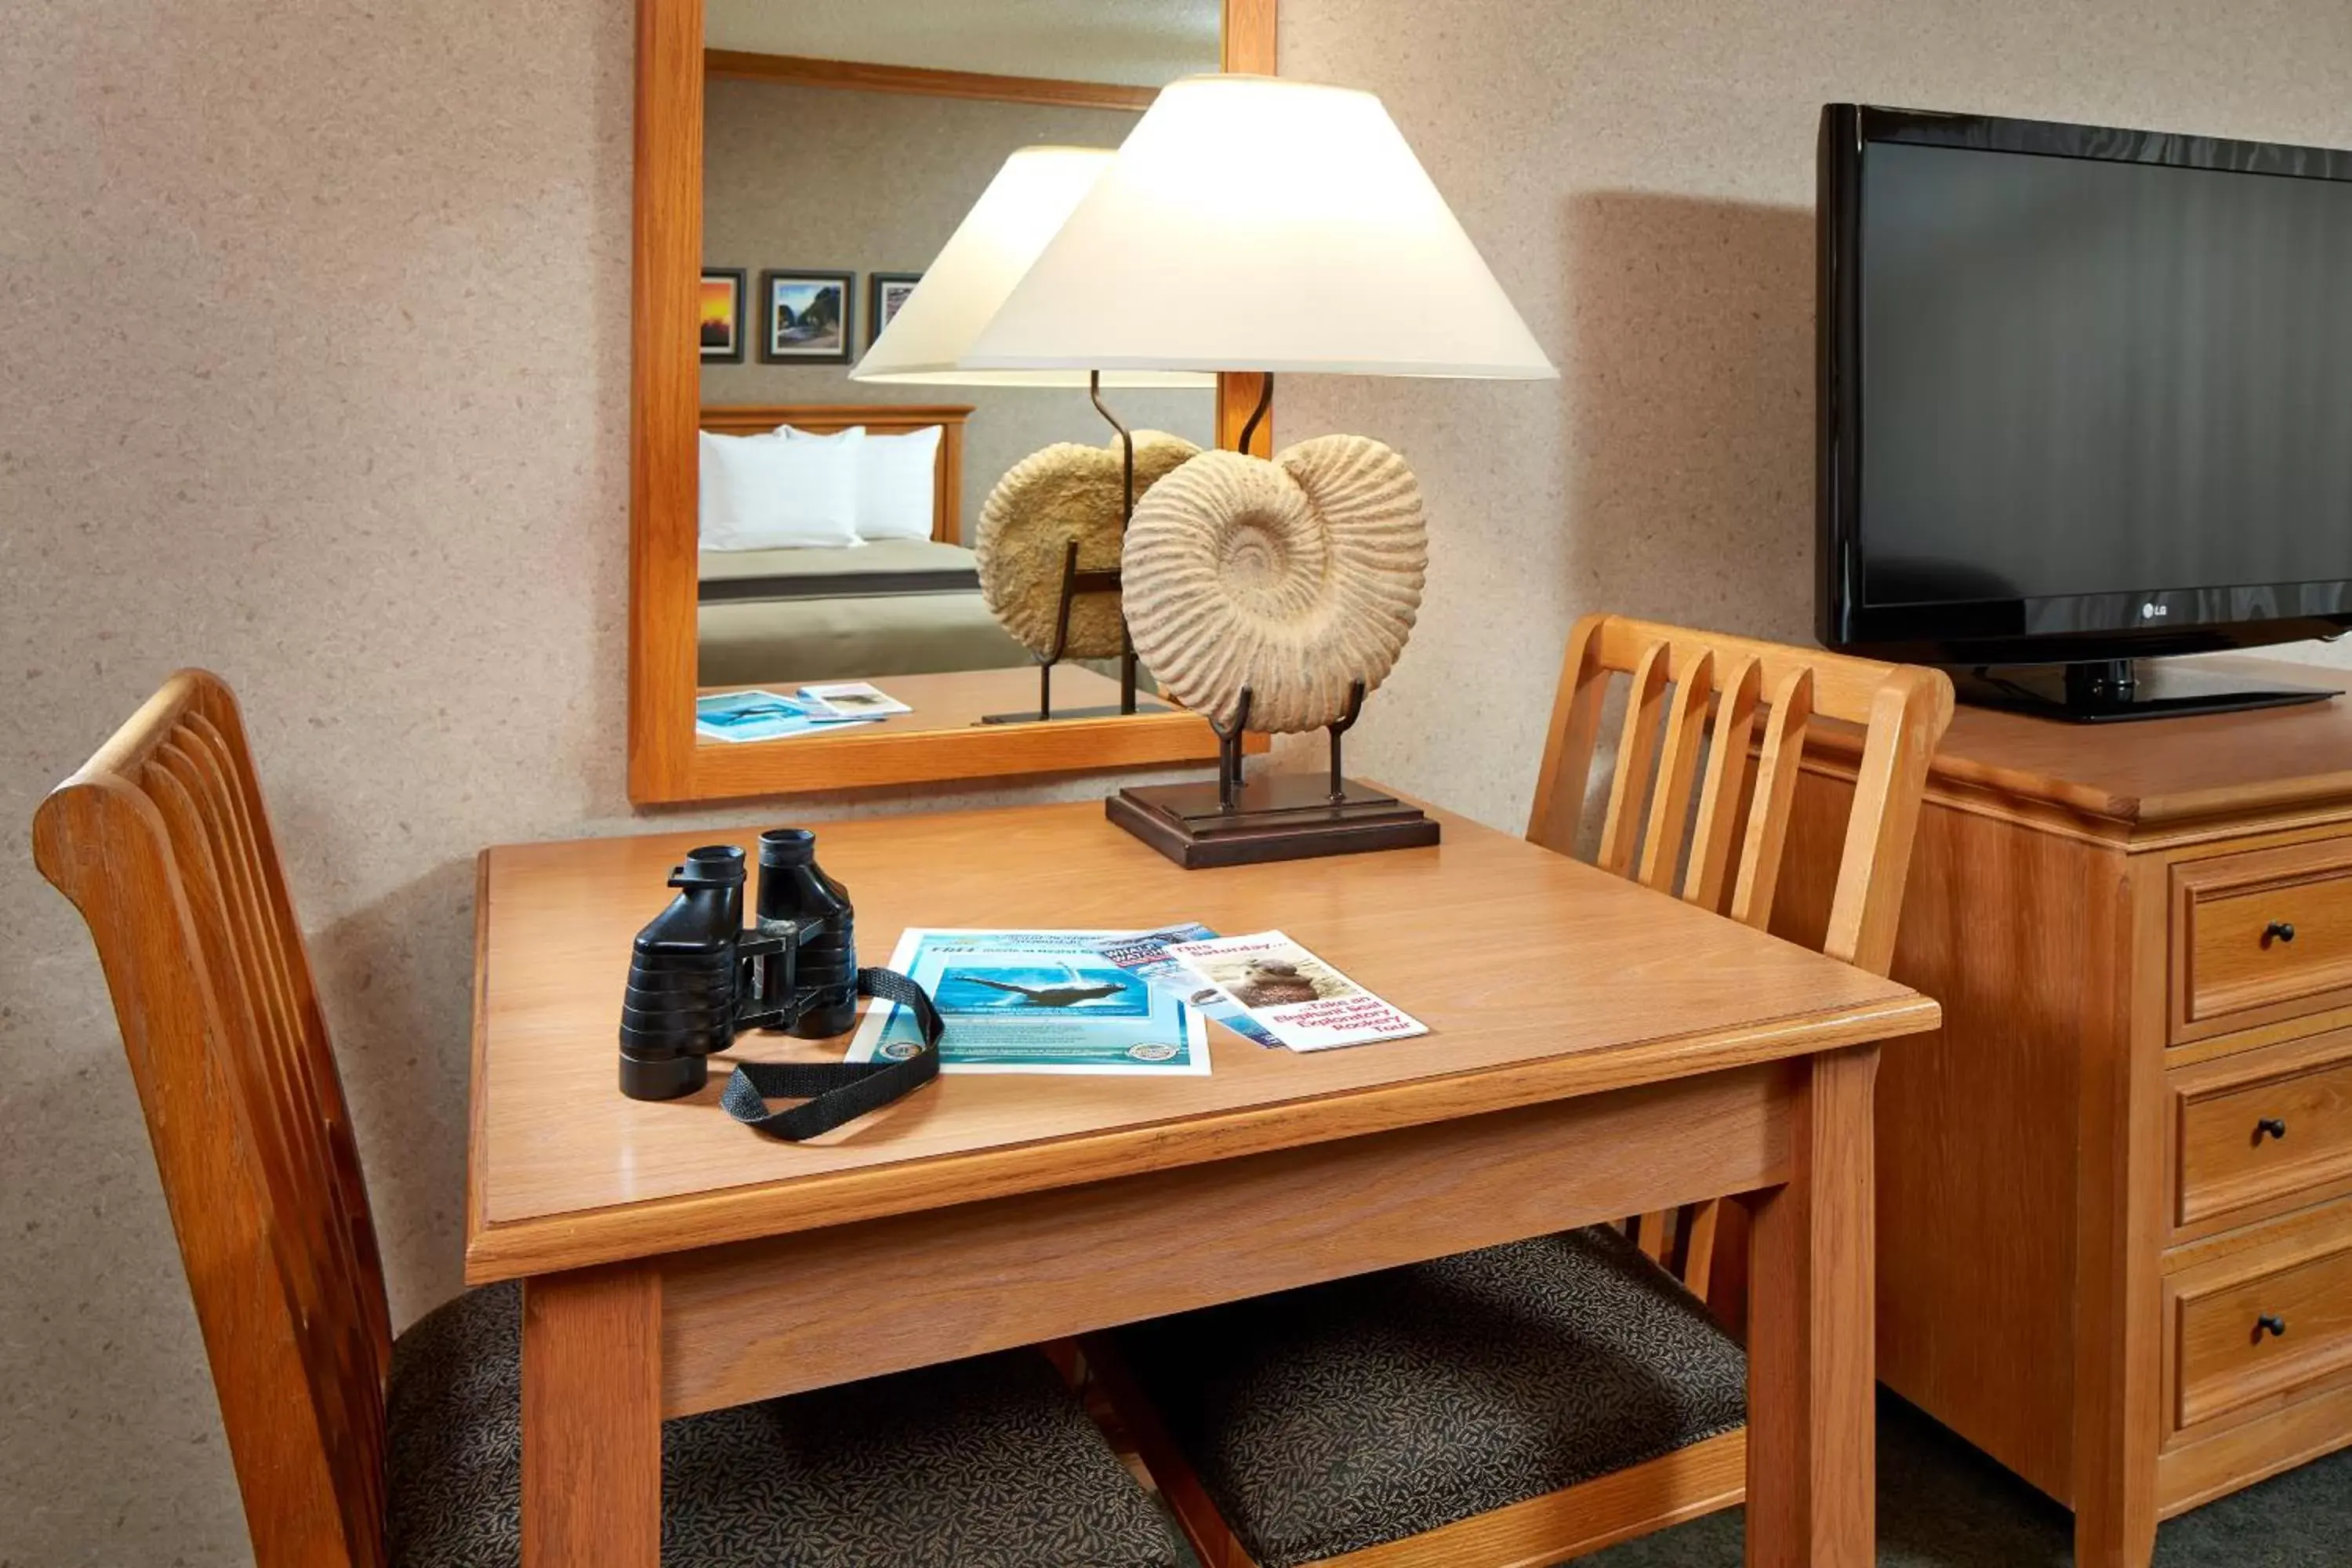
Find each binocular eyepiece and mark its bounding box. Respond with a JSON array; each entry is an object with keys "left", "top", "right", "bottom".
[{"left": 618, "top": 827, "right": 856, "bottom": 1102}]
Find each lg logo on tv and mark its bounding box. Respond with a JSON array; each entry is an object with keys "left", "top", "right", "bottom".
[{"left": 2141, "top": 601, "right": 2169, "bottom": 619}]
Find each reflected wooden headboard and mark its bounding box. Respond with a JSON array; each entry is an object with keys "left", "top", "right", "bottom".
[{"left": 698, "top": 403, "right": 972, "bottom": 545}]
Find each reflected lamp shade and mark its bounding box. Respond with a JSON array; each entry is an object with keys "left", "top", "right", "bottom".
[
  {"left": 851, "top": 145, "right": 1210, "bottom": 389},
  {"left": 963, "top": 74, "right": 1558, "bottom": 379}
]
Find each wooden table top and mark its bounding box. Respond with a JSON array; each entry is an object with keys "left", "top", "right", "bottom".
[{"left": 466, "top": 798, "right": 1936, "bottom": 1283}]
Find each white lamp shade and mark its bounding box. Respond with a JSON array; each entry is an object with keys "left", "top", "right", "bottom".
[
  {"left": 964, "top": 75, "right": 1558, "bottom": 379},
  {"left": 852, "top": 145, "right": 1211, "bottom": 389}
]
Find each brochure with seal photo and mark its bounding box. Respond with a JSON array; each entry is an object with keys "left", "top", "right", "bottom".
[
  {"left": 849, "top": 928, "right": 1210, "bottom": 1075},
  {"left": 1096, "top": 924, "right": 1283, "bottom": 1049},
  {"left": 1164, "top": 930, "right": 1426, "bottom": 1052},
  {"left": 797, "top": 681, "right": 913, "bottom": 718}
]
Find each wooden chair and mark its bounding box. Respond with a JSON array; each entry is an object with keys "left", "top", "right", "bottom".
[
  {"left": 1083, "top": 615, "right": 1953, "bottom": 1568},
  {"left": 34, "top": 670, "right": 1187, "bottom": 1568},
  {"left": 1531, "top": 614, "right": 1955, "bottom": 1313}
]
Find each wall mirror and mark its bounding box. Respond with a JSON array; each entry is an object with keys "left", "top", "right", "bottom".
[{"left": 629, "top": 0, "right": 1276, "bottom": 804}]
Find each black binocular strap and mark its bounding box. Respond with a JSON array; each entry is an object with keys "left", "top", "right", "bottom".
[{"left": 719, "top": 967, "right": 946, "bottom": 1141}]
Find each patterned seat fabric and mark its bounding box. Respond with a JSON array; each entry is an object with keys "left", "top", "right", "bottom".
[
  {"left": 1112, "top": 1225, "right": 1746, "bottom": 1568},
  {"left": 387, "top": 1283, "right": 1184, "bottom": 1567}
]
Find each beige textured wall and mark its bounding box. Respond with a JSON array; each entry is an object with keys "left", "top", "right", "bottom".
[
  {"left": 699, "top": 79, "right": 1214, "bottom": 535},
  {"left": 5, "top": 0, "right": 2352, "bottom": 1562}
]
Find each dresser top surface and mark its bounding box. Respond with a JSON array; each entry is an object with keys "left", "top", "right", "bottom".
[{"left": 1923, "top": 658, "right": 2352, "bottom": 828}]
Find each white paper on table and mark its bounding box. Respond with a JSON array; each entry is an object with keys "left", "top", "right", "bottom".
[{"left": 1163, "top": 929, "right": 1425, "bottom": 1052}]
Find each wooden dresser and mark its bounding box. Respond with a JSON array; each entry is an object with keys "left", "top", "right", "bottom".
[{"left": 1779, "top": 659, "right": 2352, "bottom": 1568}]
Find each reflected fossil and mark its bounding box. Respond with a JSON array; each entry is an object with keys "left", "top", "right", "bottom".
[{"left": 975, "top": 430, "right": 1202, "bottom": 659}]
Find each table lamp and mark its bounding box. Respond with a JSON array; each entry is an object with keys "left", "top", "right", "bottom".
[
  {"left": 854, "top": 147, "right": 1213, "bottom": 721},
  {"left": 964, "top": 74, "right": 1558, "bottom": 867}
]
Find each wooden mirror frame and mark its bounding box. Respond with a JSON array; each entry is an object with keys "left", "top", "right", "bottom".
[{"left": 627, "top": 0, "right": 1278, "bottom": 804}]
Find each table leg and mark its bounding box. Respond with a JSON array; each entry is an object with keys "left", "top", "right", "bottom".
[
  {"left": 523, "top": 1261, "right": 662, "bottom": 1567},
  {"left": 1745, "top": 1045, "right": 1878, "bottom": 1568}
]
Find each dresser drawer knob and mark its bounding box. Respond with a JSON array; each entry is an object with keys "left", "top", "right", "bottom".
[
  {"left": 2256, "top": 1116, "right": 2289, "bottom": 1142},
  {"left": 2263, "top": 920, "right": 2296, "bottom": 944},
  {"left": 2257, "top": 1313, "right": 2290, "bottom": 1340}
]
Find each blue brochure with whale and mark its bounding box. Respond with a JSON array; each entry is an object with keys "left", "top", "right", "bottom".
[{"left": 847, "top": 928, "right": 1209, "bottom": 1075}]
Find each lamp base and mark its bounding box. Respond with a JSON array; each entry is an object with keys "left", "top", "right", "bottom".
[{"left": 1107, "top": 773, "right": 1439, "bottom": 869}]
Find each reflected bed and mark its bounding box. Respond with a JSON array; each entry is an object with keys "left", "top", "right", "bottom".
[
  {"left": 698, "top": 536, "right": 1025, "bottom": 685},
  {"left": 695, "top": 402, "right": 1027, "bottom": 686}
]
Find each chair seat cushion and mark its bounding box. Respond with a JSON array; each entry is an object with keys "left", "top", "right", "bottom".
[
  {"left": 1110, "top": 1225, "right": 1746, "bottom": 1568},
  {"left": 387, "top": 1283, "right": 1183, "bottom": 1568}
]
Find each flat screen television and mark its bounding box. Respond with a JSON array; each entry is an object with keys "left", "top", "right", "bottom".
[{"left": 1817, "top": 105, "right": 2352, "bottom": 720}]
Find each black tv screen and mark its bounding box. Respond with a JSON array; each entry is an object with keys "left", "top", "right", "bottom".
[{"left": 1818, "top": 107, "right": 2352, "bottom": 665}]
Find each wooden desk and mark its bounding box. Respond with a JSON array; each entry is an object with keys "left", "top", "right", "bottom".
[{"left": 468, "top": 799, "right": 1938, "bottom": 1566}]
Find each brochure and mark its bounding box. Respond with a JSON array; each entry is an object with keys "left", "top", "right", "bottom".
[
  {"left": 695, "top": 689, "right": 876, "bottom": 743},
  {"left": 1096, "top": 924, "right": 1283, "bottom": 1049},
  {"left": 1164, "top": 930, "right": 1427, "bottom": 1053},
  {"left": 799, "top": 681, "right": 913, "bottom": 718},
  {"left": 849, "top": 928, "right": 1210, "bottom": 1075}
]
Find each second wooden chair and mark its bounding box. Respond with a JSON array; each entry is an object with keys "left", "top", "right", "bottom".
[{"left": 1085, "top": 614, "right": 1954, "bottom": 1567}]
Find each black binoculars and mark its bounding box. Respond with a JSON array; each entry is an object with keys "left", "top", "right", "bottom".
[{"left": 619, "top": 827, "right": 856, "bottom": 1102}]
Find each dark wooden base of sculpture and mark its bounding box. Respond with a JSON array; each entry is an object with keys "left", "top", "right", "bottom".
[
  {"left": 1105, "top": 677, "right": 1436, "bottom": 868},
  {"left": 1107, "top": 775, "right": 1439, "bottom": 869}
]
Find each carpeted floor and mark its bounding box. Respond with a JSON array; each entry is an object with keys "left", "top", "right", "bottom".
[
  {"left": 1572, "top": 1392, "right": 2352, "bottom": 1566},
  {"left": 1156, "top": 1391, "right": 2352, "bottom": 1566}
]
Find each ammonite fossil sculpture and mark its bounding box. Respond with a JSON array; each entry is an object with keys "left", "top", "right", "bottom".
[
  {"left": 1121, "top": 434, "right": 1426, "bottom": 731},
  {"left": 975, "top": 430, "right": 1201, "bottom": 660}
]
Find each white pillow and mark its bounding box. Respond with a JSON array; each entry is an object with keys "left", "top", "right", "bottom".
[
  {"left": 779, "top": 423, "right": 942, "bottom": 542},
  {"left": 851, "top": 426, "right": 942, "bottom": 542},
  {"left": 699, "top": 427, "right": 863, "bottom": 550}
]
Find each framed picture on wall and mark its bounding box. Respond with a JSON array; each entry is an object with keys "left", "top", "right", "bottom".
[
  {"left": 699, "top": 269, "right": 746, "bottom": 363},
  {"left": 760, "top": 269, "right": 855, "bottom": 365},
  {"left": 868, "top": 272, "right": 922, "bottom": 347}
]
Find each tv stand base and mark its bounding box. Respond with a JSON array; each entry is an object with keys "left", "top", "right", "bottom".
[{"left": 1958, "top": 658, "right": 2340, "bottom": 722}]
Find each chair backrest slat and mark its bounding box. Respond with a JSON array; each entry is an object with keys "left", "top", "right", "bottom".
[
  {"left": 1726, "top": 666, "right": 1815, "bottom": 936},
  {"left": 1636, "top": 648, "right": 1715, "bottom": 893},
  {"left": 1526, "top": 616, "right": 1953, "bottom": 1298},
  {"left": 34, "top": 672, "right": 391, "bottom": 1568},
  {"left": 1526, "top": 617, "right": 1613, "bottom": 855},
  {"left": 1595, "top": 637, "right": 1671, "bottom": 877},
  {"left": 1680, "top": 655, "right": 1761, "bottom": 916}
]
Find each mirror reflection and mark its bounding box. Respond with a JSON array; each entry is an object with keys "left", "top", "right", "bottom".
[{"left": 695, "top": 0, "right": 1220, "bottom": 744}]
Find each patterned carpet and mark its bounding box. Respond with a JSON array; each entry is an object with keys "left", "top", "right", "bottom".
[
  {"left": 1155, "top": 1388, "right": 2352, "bottom": 1566},
  {"left": 1573, "top": 1392, "right": 2352, "bottom": 1566}
]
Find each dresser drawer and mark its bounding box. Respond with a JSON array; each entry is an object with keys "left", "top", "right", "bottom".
[
  {"left": 2169, "top": 1208, "right": 2352, "bottom": 1433},
  {"left": 2172, "top": 840, "right": 2352, "bottom": 1044},
  {"left": 2172, "top": 1030, "right": 2352, "bottom": 1230}
]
